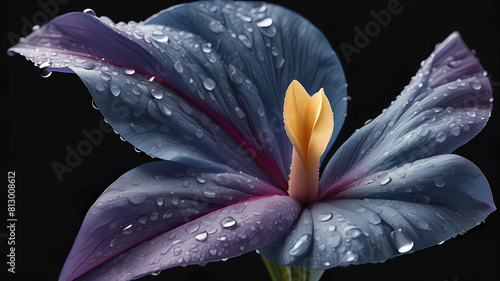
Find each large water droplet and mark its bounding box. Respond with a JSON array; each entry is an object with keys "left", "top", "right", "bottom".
[
  {"left": 203, "top": 78, "right": 216, "bottom": 90},
  {"left": 344, "top": 226, "right": 362, "bottom": 239},
  {"left": 466, "top": 111, "right": 476, "bottom": 117},
  {"left": 450, "top": 126, "right": 460, "bottom": 136},
  {"left": 234, "top": 106, "right": 246, "bottom": 118},
  {"left": 434, "top": 179, "right": 445, "bottom": 187},
  {"left": 110, "top": 83, "right": 121, "bottom": 97},
  {"left": 83, "top": 8, "right": 96, "bottom": 16},
  {"left": 109, "top": 237, "right": 118, "bottom": 247},
  {"left": 256, "top": 18, "right": 273, "bottom": 27},
  {"left": 344, "top": 250, "right": 359, "bottom": 262},
  {"left": 194, "top": 231, "right": 208, "bottom": 242},
  {"left": 317, "top": 212, "right": 333, "bottom": 222},
  {"left": 288, "top": 234, "right": 311, "bottom": 256},
  {"left": 208, "top": 20, "right": 225, "bottom": 33},
  {"left": 380, "top": 177, "right": 392, "bottom": 186},
  {"left": 221, "top": 216, "right": 237, "bottom": 228},
  {"left": 123, "top": 224, "right": 133, "bottom": 235},
  {"left": 391, "top": 228, "right": 414, "bottom": 253},
  {"left": 469, "top": 81, "right": 482, "bottom": 90},
  {"left": 238, "top": 34, "right": 252, "bottom": 48},
  {"left": 185, "top": 222, "right": 200, "bottom": 234},
  {"left": 435, "top": 132, "right": 446, "bottom": 143},
  {"left": 174, "top": 61, "right": 184, "bottom": 73},
  {"left": 38, "top": 67, "right": 52, "bottom": 78}
]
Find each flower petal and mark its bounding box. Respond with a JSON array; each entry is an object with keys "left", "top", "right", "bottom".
[
  {"left": 8, "top": 1, "right": 347, "bottom": 189},
  {"left": 59, "top": 160, "right": 297, "bottom": 281},
  {"left": 319, "top": 32, "right": 492, "bottom": 197},
  {"left": 262, "top": 154, "right": 495, "bottom": 269}
]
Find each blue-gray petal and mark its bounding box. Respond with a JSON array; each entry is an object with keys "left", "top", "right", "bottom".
[
  {"left": 319, "top": 32, "right": 492, "bottom": 198},
  {"left": 262, "top": 154, "right": 495, "bottom": 269},
  {"left": 8, "top": 1, "right": 347, "bottom": 189},
  {"left": 59, "top": 160, "right": 292, "bottom": 281}
]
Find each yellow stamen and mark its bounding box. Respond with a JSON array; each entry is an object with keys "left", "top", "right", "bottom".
[{"left": 284, "top": 80, "right": 334, "bottom": 203}]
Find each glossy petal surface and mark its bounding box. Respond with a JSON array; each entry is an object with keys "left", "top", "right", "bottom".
[
  {"left": 319, "top": 32, "right": 492, "bottom": 198},
  {"left": 262, "top": 154, "right": 495, "bottom": 268},
  {"left": 59, "top": 160, "right": 293, "bottom": 281},
  {"left": 8, "top": 1, "right": 347, "bottom": 189}
]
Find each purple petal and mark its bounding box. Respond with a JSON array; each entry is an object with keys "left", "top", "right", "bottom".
[
  {"left": 60, "top": 164, "right": 300, "bottom": 281},
  {"left": 8, "top": 1, "right": 348, "bottom": 189},
  {"left": 319, "top": 32, "right": 492, "bottom": 197},
  {"left": 262, "top": 154, "right": 495, "bottom": 268}
]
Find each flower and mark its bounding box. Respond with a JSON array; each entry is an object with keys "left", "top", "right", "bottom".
[{"left": 8, "top": 1, "right": 495, "bottom": 281}]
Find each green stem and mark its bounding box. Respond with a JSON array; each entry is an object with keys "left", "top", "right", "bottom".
[{"left": 261, "top": 255, "right": 325, "bottom": 281}]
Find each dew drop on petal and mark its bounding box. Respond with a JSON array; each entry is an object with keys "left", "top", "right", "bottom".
[
  {"left": 109, "top": 238, "right": 118, "bottom": 248},
  {"left": 317, "top": 212, "right": 333, "bottom": 222},
  {"left": 436, "top": 133, "right": 446, "bottom": 143},
  {"left": 434, "top": 179, "right": 445, "bottom": 187},
  {"left": 288, "top": 234, "right": 311, "bottom": 256},
  {"left": 221, "top": 217, "right": 237, "bottom": 228},
  {"left": 469, "top": 81, "right": 483, "bottom": 90},
  {"left": 256, "top": 18, "right": 273, "bottom": 27},
  {"left": 194, "top": 231, "right": 208, "bottom": 242},
  {"left": 174, "top": 61, "right": 184, "bottom": 73},
  {"left": 83, "top": 8, "right": 96, "bottom": 16},
  {"left": 203, "top": 78, "right": 216, "bottom": 90},
  {"left": 380, "top": 177, "right": 392, "bottom": 186},
  {"left": 391, "top": 228, "right": 414, "bottom": 253}
]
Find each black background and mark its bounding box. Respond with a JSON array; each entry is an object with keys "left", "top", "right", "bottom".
[{"left": 2, "top": 0, "right": 500, "bottom": 280}]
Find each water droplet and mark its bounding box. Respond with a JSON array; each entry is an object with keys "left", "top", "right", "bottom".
[
  {"left": 469, "top": 81, "right": 482, "bottom": 90},
  {"left": 194, "top": 231, "right": 208, "bottom": 242},
  {"left": 181, "top": 179, "right": 189, "bottom": 187},
  {"left": 380, "top": 177, "right": 392, "bottom": 186},
  {"left": 158, "top": 102, "right": 173, "bottom": 116},
  {"left": 208, "top": 20, "right": 225, "bottom": 33},
  {"left": 195, "top": 129, "right": 204, "bottom": 138},
  {"left": 95, "top": 82, "right": 105, "bottom": 92},
  {"left": 110, "top": 83, "right": 121, "bottom": 97},
  {"left": 237, "top": 34, "right": 252, "bottom": 48},
  {"left": 203, "top": 78, "right": 216, "bottom": 90},
  {"left": 466, "top": 111, "right": 476, "bottom": 117},
  {"left": 123, "top": 68, "right": 135, "bottom": 75},
  {"left": 221, "top": 216, "right": 237, "bottom": 228},
  {"left": 434, "top": 179, "right": 445, "bottom": 187},
  {"left": 274, "top": 57, "right": 285, "bottom": 68},
  {"left": 417, "top": 221, "right": 430, "bottom": 230},
  {"left": 123, "top": 224, "right": 133, "bottom": 235},
  {"left": 317, "top": 212, "right": 333, "bottom": 222},
  {"left": 344, "top": 250, "right": 359, "bottom": 262},
  {"left": 344, "top": 226, "right": 362, "bottom": 238},
  {"left": 288, "top": 234, "right": 310, "bottom": 256},
  {"left": 82, "top": 62, "right": 96, "bottom": 70},
  {"left": 83, "top": 8, "right": 96, "bottom": 16},
  {"left": 256, "top": 18, "right": 273, "bottom": 27},
  {"left": 234, "top": 106, "right": 246, "bottom": 118},
  {"left": 450, "top": 126, "right": 460, "bottom": 136},
  {"left": 203, "top": 189, "right": 216, "bottom": 198},
  {"left": 391, "top": 228, "right": 414, "bottom": 253},
  {"left": 171, "top": 196, "right": 179, "bottom": 205},
  {"left": 109, "top": 238, "right": 118, "bottom": 247},
  {"left": 156, "top": 198, "right": 164, "bottom": 206},
  {"left": 436, "top": 133, "right": 446, "bottom": 143},
  {"left": 201, "top": 43, "right": 212, "bottom": 53},
  {"left": 174, "top": 61, "right": 184, "bottom": 73},
  {"left": 418, "top": 127, "right": 429, "bottom": 137},
  {"left": 150, "top": 89, "right": 163, "bottom": 99},
  {"left": 128, "top": 196, "right": 146, "bottom": 204},
  {"left": 257, "top": 107, "right": 265, "bottom": 117},
  {"left": 186, "top": 222, "right": 200, "bottom": 234},
  {"left": 38, "top": 67, "right": 52, "bottom": 78}
]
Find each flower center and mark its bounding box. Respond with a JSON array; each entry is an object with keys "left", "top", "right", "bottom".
[{"left": 283, "top": 80, "right": 334, "bottom": 203}]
